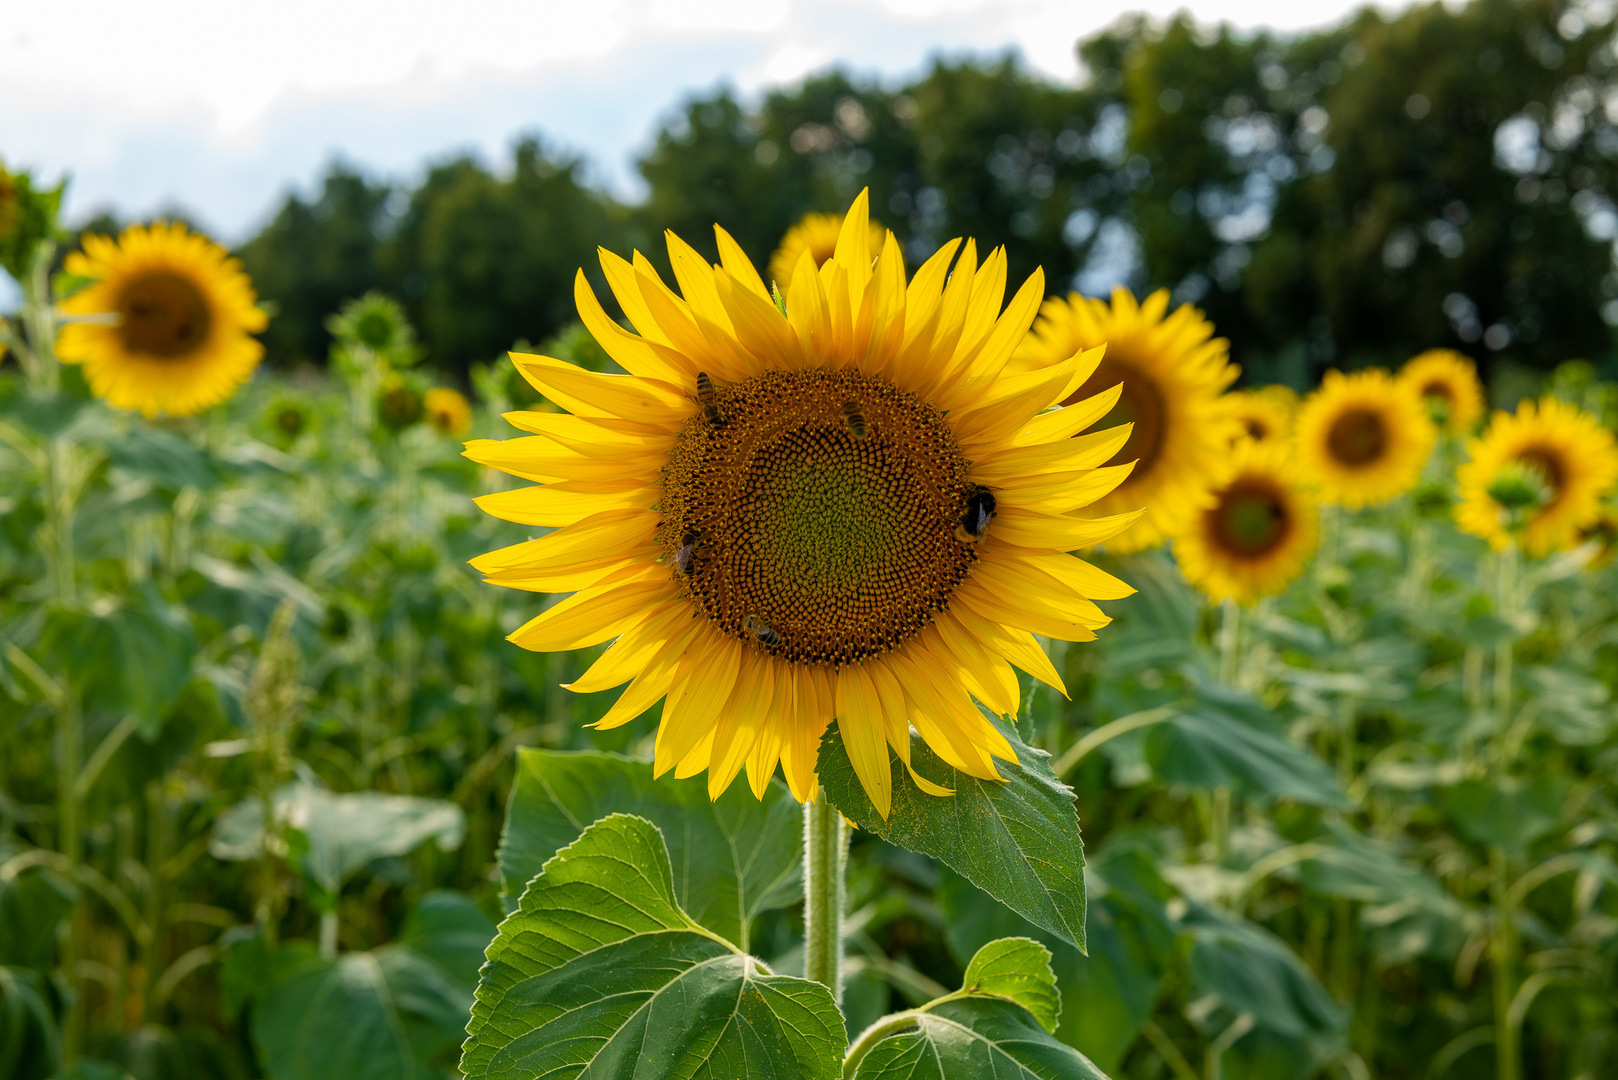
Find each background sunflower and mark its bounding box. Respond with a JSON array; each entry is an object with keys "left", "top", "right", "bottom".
[
  {"left": 1172, "top": 438, "right": 1319, "bottom": 605},
  {"left": 1456, "top": 396, "right": 1618, "bottom": 556},
  {"left": 1225, "top": 384, "right": 1296, "bottom": 446},
  {"left": 1014, "top": 287, "right": 1240, "bottom": 554},
  {"left": 765, "top": 210, "right": 887, "bottom": 294},
  {"left": 1399, "top": 349, "right": 1485, "bottom": 435},
  {"left": 1295, "top": 368, "right": 1434, "bottom": 508},
  {"left": 56, "top": 222, "right": 267, "bottom": 417}
]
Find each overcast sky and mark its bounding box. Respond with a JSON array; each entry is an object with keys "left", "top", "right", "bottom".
[{"left": 2, "top": 0, "right": 1398, "bottom": 247}]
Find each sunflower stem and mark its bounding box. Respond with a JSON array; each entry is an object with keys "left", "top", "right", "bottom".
[{"left": 803, "top": 796, "right": 847, "bottom": 1003}]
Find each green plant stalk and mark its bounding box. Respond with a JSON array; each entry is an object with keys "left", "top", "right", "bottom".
[
  {"left": 1217, "top": 599, "right": 1240, "bottom": 687},
  {"left": 1490, "top": 846, "right": 1519, "bottom": 1080},
  {"left": 56, "top": 689, "right": 85, "bottom": 1066},
  {"left": 1493, "top": 546, "right": 1518, "bottom": 754},
  {"left": 142, "top": 780, "right": 168, "bottom": 1023},
  {"left": 803, "top": 797, "right": 848, "bottom": 1002},
  {"left": 21, "top": 241, "right": 60, "bottom": 392}
]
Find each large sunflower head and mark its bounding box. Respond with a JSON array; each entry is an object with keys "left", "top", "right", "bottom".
[
  {"left": 466, "top": 191, "right": 1138, "bottom": 816},
  {"left": 1455, "top": 396, "right": 1618, "bottom": 556},
  {"left": 1398, "top": 349, "right": 1485, "bottom": 435},
  {"left": 56, "top": 222, "right": 267, "bottom": 417},
  {"left": 1294, "top": 368, "right": 1435, "bottom": 508},
  {"left": 766, "top": 210, "right": 886, "bottom": 292},
  {"left": 1012, "top": 288, "right": 1240, "bottom": 553},
  {"left": 1225, "top": 384, "right": 1297, "bottom": 447},
  {"left": 1171, "top": 438, "right": 1319, "bottom": 606}
]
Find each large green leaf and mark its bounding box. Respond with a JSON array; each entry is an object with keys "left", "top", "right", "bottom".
[
  {"left": 0, "top": 867, "right": 73, "bottom": 971},
  {"left": 250, "top": 892, "right": 494, "bottom": 1080},
  {"left": 1145, "top": 683, "right": 1347, "bottom": 809},
  {"left": 498, "top": 748, "right": 801, "bottom": 948},
  {"left": 461, "top": 813, "right": 843, "bottom": 1080},
  {"left": 0, "top": 966, "right": 57, "bottom": 1080},
  {"left": 848, "top": 938, "right": 1107, "bottom": 1080},
  {"left": 817, "top": 716, "right": 1088, "bottom": 950},
  {"left": 1439, "top": 778, "right": 1566, "bottom": 853},
  {"left": 104, "top": 426, "right": 220, "bottom": 492},
  {"left": 939, "top": 839, "right": 1175, "bottom": 1072},
  {"left": 212, "top": 782, "right": 464, "bottom": 896},
  {"left": 38, "top": 585, "right": 197, "bottom": 737},
  {"left": 1182, "top": 906, "right": 1345, "bottom": 1042}
]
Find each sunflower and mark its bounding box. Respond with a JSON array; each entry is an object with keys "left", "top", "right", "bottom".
[
  {"left": 1455, "top": 397, "right": 1618, "bottom": 556},
  {"left": 766, "top": 211, "right": 886, "bottom": 293},
  {"left": 1225, "top": 385, "right": 1296, "bottom": 446},
  {"left": 1012, "top": 288, "right": 1240, "bottom": 553},
  {"left": 466, "top": 192, "right": 1138, "bottom": 816},
  {"left": 1398, "top": 349, "right": 1485, "bottom": 435},
  {"left": 1294, "top": 369, "right": 1434, "bottom": 508},
  {"left": 56, "top": 223, "right": 267, "bottom": 417},
  {"left": 1577, "top": 504, "right": 1618, "bottom": 569},
  {"left": 425, "top": 387, "right": 472, "bottom": 435},
  {"left": 1172, "top": 439, "right": 1319, "bottom": 605}
]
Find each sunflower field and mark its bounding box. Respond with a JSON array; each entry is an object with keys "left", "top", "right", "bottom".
[{"left": 10, "top": 60, "right": 1618, "bottom": 1080}]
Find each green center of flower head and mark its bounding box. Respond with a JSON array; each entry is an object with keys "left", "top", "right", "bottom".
[
  {"left": 660, "top": 368, "right": 978, "bottom": 666},
  {"left": 117, "top": 271, "right": 212, "bottom": 358},
  {"left": 1421, "top": 381, "right": 1454, "bottom": 427},
  {"left": 1213, "top": 480, "right": 1290, "bottom": 557},
  {"left": 1489, "top": 450, "right": 1560, "bottom": 517},
  {"left": 1326, "top": 406, "right": 1387, "bottom": 466}
]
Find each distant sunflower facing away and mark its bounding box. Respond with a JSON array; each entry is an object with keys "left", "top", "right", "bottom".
[
  {"left": 1014, "top": 288, "right": 1240, "bottom": 553},
  {"left": 1173, "top": 438, "right": 1319, "bottom": 605},
  {"left": 1456, "top": 397, "right": 1618, "bottom": 556},
  {"left": 56, "top": 223, "right": 267, "bottom": 417},
  {"left": 1295, "top": 369, "right": 1434, "bottom": 508},
  {"left": 1225, "top": 385, "right": 1297, "bottom": 446},
  {"left": 467, "top": 192, "right": 1138, "bottom": 816},
  {"left": 1398, "top": 349, "right": 1485, "bottom": 435},
  {"left": 766, "top": 210, "right": 886, "bottom": 293}
]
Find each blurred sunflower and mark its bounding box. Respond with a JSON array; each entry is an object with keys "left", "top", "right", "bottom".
[
  {"left": 1295, "top": 369, "right": 1434, "bottom": 508},
  {"left": 1173, "top": 439, "right": 1319, "bottom": 605},
  {"left": 425, "top": 387, "right": 472, "bottom": 435},
  {"left": 1398, "top": 349, "right": 1485, "bottom": 435},
  {"left": 1577, "top": 504, "right": 1618, "bottom": 569},
  {"left": 766, "top": 210, "right": 886, "bottom": 292},
  {"left": 1456, "top": 397, "right": 1618, "bottom": 556},
  {"left": 1014, "top": 287, "right": 1240, "bottom": 553},
  {"left": 56, "top": 223, "right": 267, "bottom": 417},
  {"left": 466, "top": 191, "right": 1138, "bottom": 816},
  {"left": 1225, "top": 385, "right": 1296, "bottom": 446}
]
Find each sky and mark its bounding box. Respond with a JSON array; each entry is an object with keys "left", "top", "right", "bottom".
[{"left": 0, "top": 0, "right": 1409, "bottom": 244}]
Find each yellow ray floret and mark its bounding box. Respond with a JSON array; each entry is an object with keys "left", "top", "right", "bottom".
[
  {"left": 1455, "top": 396, "right": 1618, "bottom": 557},
  {"left": 1172, "top": 438, "right": 1319, "bottom": 606},
  {"left": 57, "top": 222, "right": 267, "bottom": 417},
  {"left": 467, "top": 191, "right": 1137, "bottom": 817},
  {"left": 1294, "top": 368, "right": 1434, "bottom": 509},
  {"left": 1013, "top": 287, "right": 1240, "bottom": 553},
  {"left": 766, "top": 210, "right": 886, "bottom": 295},
  {"left": 1398, "top": 349, "right": 1485, "bottom": 435},
  {"left": 1224, "top": 384, "right": 1297, "bottom": 446}
]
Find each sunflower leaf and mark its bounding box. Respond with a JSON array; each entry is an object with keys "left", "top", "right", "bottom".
[
  {"left": 498, "top": 749, "right": 802, "bottom": 950},
  {"left": 847, "top": 938, "right": 1107, "bottom": 1080},
  {"left": 817, "top": 715, "right": 1088, "bottom": 951},
  {"left": 461, "top": 813, "right": 844, "bottom": 1080}
]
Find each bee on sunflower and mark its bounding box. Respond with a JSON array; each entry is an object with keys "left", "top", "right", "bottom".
[
  {"left": 1012, "top": 288, "right": 1240, "bottom": 553},
  {"left": 1455, "top": 397, "right": 1618, "bottom": 557},
  {"left": 56, "top": 222, "right": 267, "bottom": 417},
  {"left": 1294, "top": 368, "right": 1435, "bottom": 508},
  {"left": 1172, "top": 439, "right": 1319, "bottom": 606},
  {"left": 1225, "top": 384, "right": 1297, "bottom": 446},
  {"left": 766, "top": 210, "right": 886, "bottom": 293},
  {"left": 1398, "top": 349, "right": 1485, "bottom": 435},
  {"left": 465, "top": 192, "right": 1138, "bottom": 816}
]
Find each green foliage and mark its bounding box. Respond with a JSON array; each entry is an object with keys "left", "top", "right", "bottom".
[
  {"left": 461, "top": 813, "right": 844, "bottom": 1080},
  {"left": 817, "top": 716, "right": 1088, "bottom": 950},
  {"left": 499, "top": 749, "right": 801, "bottom": 947},
  {"left": 845, "top": 937, "right": 1107, "bottom": 1079}
]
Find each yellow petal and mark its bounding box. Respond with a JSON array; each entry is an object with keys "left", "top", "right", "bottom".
[
  {"left": 835, "top": 664, "right": 893, "bottom": 819},
  {"left": 508, "top": 575, "right": 675, "bottom": 652}
]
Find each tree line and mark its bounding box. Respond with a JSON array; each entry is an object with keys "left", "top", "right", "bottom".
[{"left": 215, "top": 0, "right": 1618, "bottom": 386}]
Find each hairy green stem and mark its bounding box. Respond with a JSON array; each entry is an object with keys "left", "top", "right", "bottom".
[
  {"left": 1217, "top": 599, "right": 1240, "bottom": 687},
  {"left": 803, "top": 797, "right": 847, "bottom": 1002}
]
